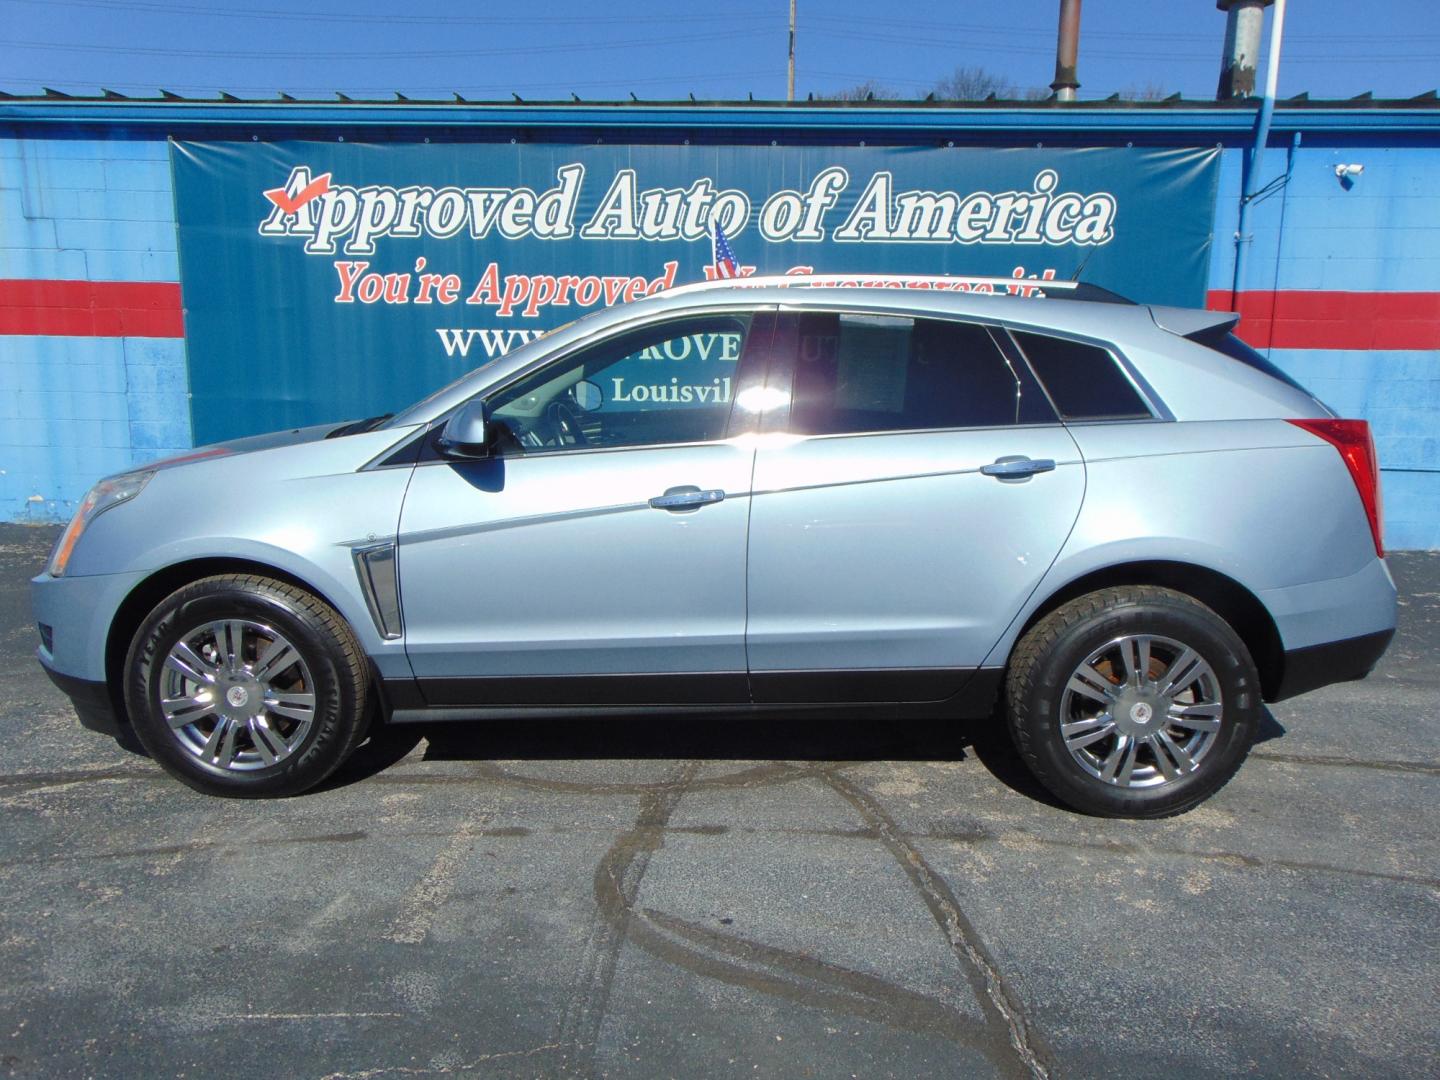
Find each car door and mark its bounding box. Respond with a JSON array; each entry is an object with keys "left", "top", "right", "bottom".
[
  {"left": 745, "top": 309, "right": 1085, "bottom": 703},
  {"left": 398, "top": 309, "right": 777, "bottom": 706}
]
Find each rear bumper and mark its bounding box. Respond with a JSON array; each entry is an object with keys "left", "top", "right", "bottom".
[
  {"left": 1260, "top": 557, "right": 1397, "bottom": 653},
  {"left": 39, "top": 653, "right": 124, "bottom": 736},
  {"left": 1270, "top": 627, "right": 1395, "bottom": 703}
]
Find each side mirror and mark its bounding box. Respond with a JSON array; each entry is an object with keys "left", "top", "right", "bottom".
[{"left": 438, "top": 399, "right": 490, "bottom": 457}]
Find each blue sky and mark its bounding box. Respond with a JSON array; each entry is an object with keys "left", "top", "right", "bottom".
[{"left": 1, "top": 0, "right": 1437, "bottom": 102}]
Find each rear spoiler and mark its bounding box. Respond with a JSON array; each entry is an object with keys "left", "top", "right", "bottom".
[{"left": 1148, "top": 305, "right": 1241, "bottom": 339}]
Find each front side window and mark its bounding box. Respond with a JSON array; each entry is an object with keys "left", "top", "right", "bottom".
[
  {"left": 485, "top": 314, "right": 753, "bottom": 453},
  {"left": 785, "top": 312, "right": 1056, "bottom": 437}
]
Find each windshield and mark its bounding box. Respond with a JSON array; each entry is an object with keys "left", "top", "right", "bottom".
[
  {"left": 382, "top": 316, "right": 587, "bottom": 428},
  {"left": 383, "top": 356, "right": 505, "bottom": 429}
]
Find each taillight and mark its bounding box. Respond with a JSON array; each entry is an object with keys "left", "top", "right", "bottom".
[{"left": 1288, "top": 418, "right": 1384, "bottom": 557}]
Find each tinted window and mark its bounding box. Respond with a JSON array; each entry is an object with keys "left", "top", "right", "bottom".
[
  {"left": 786, "top": 313, "right": 1055, "bottom": 436},
  {"left": 1011, "top": 331, "right": 1152, "bottom": 421},
  {"left": 1189, "top": 325, "right": 1313, "bottom": 395},
  {"left": 486, "top": 314, "right": 752, "bottom": 453}
]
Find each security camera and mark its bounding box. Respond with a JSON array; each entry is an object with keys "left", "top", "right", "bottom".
[{"left": 1334, "top": 163, "right": 1365, "bottom": 178}]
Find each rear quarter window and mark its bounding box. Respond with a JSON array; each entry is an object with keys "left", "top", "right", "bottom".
[{"left": 1011, "top": 330, "right": 1153, "bottom": 421}]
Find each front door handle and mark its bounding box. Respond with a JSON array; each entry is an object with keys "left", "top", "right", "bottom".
[
  {"left": 980, "top": 456, "right": 1056, "bottom": 482},
  {"left": 649, "top": 486, "right": 726, "bottom": 512}
]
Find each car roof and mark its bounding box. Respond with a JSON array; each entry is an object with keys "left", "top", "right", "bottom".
[{"left": 619, "top": 276, "right": 1161, "bottom": 344}]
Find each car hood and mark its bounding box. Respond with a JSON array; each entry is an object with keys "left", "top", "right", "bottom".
[{"left": 140, "top": 417, "right": 388, "bottom": 473}]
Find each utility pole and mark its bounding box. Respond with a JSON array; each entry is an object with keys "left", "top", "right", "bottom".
[
  {"left": 1049, "top": 0, "right": 1082, "bottom": 102},
  {"left": 1216, "top": 0, "right": 1274, "bottom": 100},
  {"left": 787, "top": 0, "right": 796, "bottom": 102}
]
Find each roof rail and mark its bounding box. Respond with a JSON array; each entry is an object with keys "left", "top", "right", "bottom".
[
  {"left": 663, "top": 274, "right": 1139, "bottom": 305},
  {"left": 662, "top": 273, "right": 1080, "bottom": 300}
]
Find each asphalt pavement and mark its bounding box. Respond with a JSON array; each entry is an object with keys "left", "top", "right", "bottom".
[{"left": 1, "top": 523, "right": 1436, "bottom": 1079}]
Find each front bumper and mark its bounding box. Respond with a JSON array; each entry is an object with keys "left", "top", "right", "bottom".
[
  {"left": 32, "top": 567, "right": 149, "bottom": 737},
  {"left": 31, "top": 567, "right": 148, "bottom": 684},
  {"left": 38, "top": 655, "right": 123, "bottom": 735}
]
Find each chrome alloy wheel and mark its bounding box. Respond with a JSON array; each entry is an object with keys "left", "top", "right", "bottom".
[
  {"left": 159, "top": 620, "right": 316, "bottom": 771},
  {"left": 1058, "top": 634, "right": 1224, "bottom": 789}
]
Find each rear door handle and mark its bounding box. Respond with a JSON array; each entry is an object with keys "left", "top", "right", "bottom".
[
  {"left": 649, "top": 486, "right": 725, "bottom": 512},
  {"left": 980, "top": 456, "right": 1056, "bottom": 481}
]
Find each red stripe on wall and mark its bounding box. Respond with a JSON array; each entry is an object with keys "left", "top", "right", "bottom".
[
  {"left": 2, "top": 279, "right": 1436, "bottom": 350},
  {"left": 1206, "top": 289, "right": 1440, "bottom": 351},
  {"left": 0, "top": 279, "right": 184, "bottom": 337}
]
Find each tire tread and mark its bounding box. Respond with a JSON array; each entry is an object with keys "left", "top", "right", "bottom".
[
  {"left": 1005, "top": 585, "right": 1255, "bottom": 818},
  {"left": 124, "top": 573, "right": 371, "bottom": 798}
]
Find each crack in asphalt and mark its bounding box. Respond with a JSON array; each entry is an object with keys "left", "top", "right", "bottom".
[
  {"left": 459, "top": 759, "right": 837, "bottom": 795},
  {"left": 1249, "top": 751, "right": 1440, "bottom": 777},
  {"left": 317, "top": 1041, "right": 563, "bottom": 1079},
  {"left": 555, "top": 760, "right": 700, "bottom": 1076},
  {"left": 950, "top": 830, "right": 1440, "bottom": 891},
  {"left": 562, "top": 761, "right": 1047, "bottom": 1080},
  {"left": 0, "top": 765, "right": 160, "bottom": 793},
  {"left": 2, "top": 818, "right": 1432, "bottom": 891},
  {"left": 823, "top": 770, "right": 1052, "bottom": 1079}
]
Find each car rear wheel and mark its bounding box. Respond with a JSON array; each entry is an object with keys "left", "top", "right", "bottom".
[
  {"left": 1005, "top": 585, "right": 1260, "bottom": 818},
  {"left": 124, "top": 574, "right": 371, "bottom": 798}
]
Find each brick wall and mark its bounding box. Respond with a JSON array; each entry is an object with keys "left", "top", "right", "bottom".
[{"left": 0, "top": 134, "right": 192, "bottom": 522}]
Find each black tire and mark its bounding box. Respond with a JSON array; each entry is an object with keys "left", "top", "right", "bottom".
[
  {"left": 1005, "top": 585, "right": 1260, "bottom": 818},
  {"left": 124, "top": 574, "right": 371, "bottom": 798}
]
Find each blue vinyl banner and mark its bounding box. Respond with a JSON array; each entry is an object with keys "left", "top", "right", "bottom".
[{"left": 172, "top": 141, "right": 1219, "bottom": 443}]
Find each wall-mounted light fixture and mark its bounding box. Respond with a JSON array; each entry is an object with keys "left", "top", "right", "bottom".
[{"left": 1335, "top": 163, "right": 1365, "bottom": 189}]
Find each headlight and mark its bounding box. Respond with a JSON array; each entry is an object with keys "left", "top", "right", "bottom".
[{"left": 48, "top": 471, "right": 154, "bottom": 577}]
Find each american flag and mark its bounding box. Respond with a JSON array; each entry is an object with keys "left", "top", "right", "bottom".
[{"left": 711, "top": 221, "right": 739, "bottom": 278}]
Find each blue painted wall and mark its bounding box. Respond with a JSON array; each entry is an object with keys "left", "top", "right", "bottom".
[
  {"left": 1210, "top": 144, "right": 1440, "bottom": 294},
  {"left": 1209, "top": 142, "right": 1440, "bottom": 550},
  {"left": 0, "top": 135, "right": 192, "bottom": 522}
]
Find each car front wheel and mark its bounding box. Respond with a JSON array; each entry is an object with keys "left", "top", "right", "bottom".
[
  {"left": 124, "top": 574, "right": 371, "bottom": 797},
  {"left": 1006, "top": 586, "right": 1261, "bottom": 818}
]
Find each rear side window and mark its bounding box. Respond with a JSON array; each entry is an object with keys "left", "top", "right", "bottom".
[
  {"left": 1011, "top": 330, "right": 1152, "bottom": 421},
  {"left": 786, "top": 313, "right": 1056, "bottom": 436}
]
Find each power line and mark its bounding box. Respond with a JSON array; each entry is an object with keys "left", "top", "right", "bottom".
[
  {"left": 0, "top": 0, "right": 782, "bottom": 26},
  {"left": 0, "top": 69, "right": 783, "bottom": 96},
  {"left": 805, "top": 12, "right": 1440, "bottom": 44},
  {"left": 11, "top": 0, "right": 1427, "bottom": 42},
  {"left": 0, "top": 26, "right": 775, "bottom": 61},
  {"left": 807, "top": 26, "right": 1440, "bottom": 64}
]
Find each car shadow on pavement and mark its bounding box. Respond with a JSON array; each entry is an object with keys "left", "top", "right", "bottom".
[
  {"left": 320, "top": 704, "right": 1288, "bottom": 809},
  {"left": 317, "top": 709, "right": 1069, "bottom": 808}
]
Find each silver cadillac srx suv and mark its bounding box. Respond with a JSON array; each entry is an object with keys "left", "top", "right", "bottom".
[{"left": 31, "top": 276, "right": 1397, "bottom": 816}]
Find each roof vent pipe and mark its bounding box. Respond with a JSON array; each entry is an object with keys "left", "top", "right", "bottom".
[
  {"left": 1049, "top": 0, "right": 1082, "bottom": 103},
  {"left": 1217, "top": 0, "right": 1274, "bottom": 100}
]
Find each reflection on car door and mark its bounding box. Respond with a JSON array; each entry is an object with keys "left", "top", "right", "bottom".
[
  {"left": 398, "top": 311, "right": 777, "bottom": 706},
  {"left": 745, "top": 311, "right": 1085, "bottom": 703}
]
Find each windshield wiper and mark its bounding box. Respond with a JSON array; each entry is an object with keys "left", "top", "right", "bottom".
[{"left": 326, "top": 413, "right": 394, "bottom": 438}]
